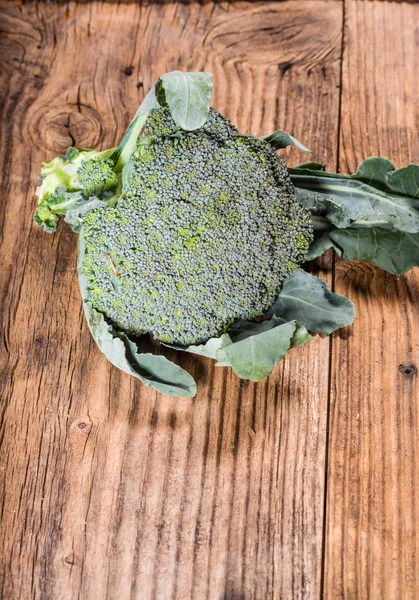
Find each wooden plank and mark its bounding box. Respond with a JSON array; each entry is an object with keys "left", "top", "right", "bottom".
[
  {"left": 324, "top": 1, "right": 419, "bottom": 599},
  {"left": 0, "top": 1, "right": 343, "bottom": 598}
]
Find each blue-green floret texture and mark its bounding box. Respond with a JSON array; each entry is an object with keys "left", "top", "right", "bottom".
[{"left": 81, "top": 107, "right": 313, "bottom": 345}]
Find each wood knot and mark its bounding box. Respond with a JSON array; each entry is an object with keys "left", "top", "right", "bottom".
[
  {"left": 72, "top": 417, "right": 92, "bottom": 435},
  {"left": 25, "top": 103, "right": 103, "bottom": 154},
  {"left": 399, "top": 364, "right": 417, "bottom": 379},
  {"left": 279, "top": 61, "right": 293, "bottom": 76},
  {"left": 123, "top": 66, "right": 134, "bottom": 76},
  {"left": 63, "top": 552, "right": 75, "bottom": 566},
  {"left": 35, "top": 336, "right": 49, "bottom": 348}
]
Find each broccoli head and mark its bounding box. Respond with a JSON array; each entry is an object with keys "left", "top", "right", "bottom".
[{"left": 81, "top": 107, "right": 313, "bottom": 345}]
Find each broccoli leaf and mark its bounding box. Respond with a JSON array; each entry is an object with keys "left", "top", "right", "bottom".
[
  {"left": 34, "top": 188, "right": 85, "bottom": 232},
  {"left": 274, "top": 318, "right": 314, "bottom": 348},
  {"left": 261, "top": 131, "right": 311, "bottom": 154},
  {"left": 292, "top": 161, "right": 325, "bottom": 172},
  {"left": 134, "top": 71, "right": 213, "bottom": 132},
  {"left": 386, "top": 164, "right": 419, "bottom": 197},
  {"left": 354, "top": 158, "right": 419, "bottom": 197},
  {"left": 135, "top": 83, "right": 161, "bottom": 118},
  {"left": 216, "top": 320, "right": 297, "bottom": 381},
  {"left": 159, "top": 71, "right": 213, "bottom": 131},
  {"left": 83, "top": 302, "right": 197, "bottom": 397},
  {"left": 293, "top": 175, "right": 419, "bottom": 232},
  {"left": 122, "top": 161, "right": 134, "bottom": 189},
  {"left": 291, "top": 156, "right": 419, "bottom": 191},
  {"left": 290, "top": 159, "right": 419, "bottom": 232},
  {"left": 291, "top": 159, "right": 419, "bottom": 273},
  {"left": 307, "top": 229, "right": 419, "bottom": 275},
  {"left": 295, "top": 188, "right": 347, "bottom": 227},
  {"left": 176, "top": 314, "right": 312, "bottom": 378},
  {"left": 47, "top": 188, "right": 85, "bottom": 215},
  {"left": 306, "top": 233, "right": 336, "bottom": 260},
  {"left": 267, "top": 269, "right": 356, "bottom": 334},
  {"left": 78, "top": 234, "right": 197, "bottom": 398},
  {"left": 179, "top": 334, "right": 233, "bottom": 360},
  {"left": 33, "top": 204, "right": 59, "bottom": 233},
  {"left": 353, "top": 157, "right": 397, "bottom": 188}
]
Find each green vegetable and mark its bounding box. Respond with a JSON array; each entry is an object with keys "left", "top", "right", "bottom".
[
  {"left": 33, "top": 71, "right": 419, "bottom": 397},
  {"left": 76, "top": 157, "right": 119, "bottom": 197},
  {"left": 34, "top": 147, "right": 118, "bottom": 232},
  {"left": 290, "top": 158, "right": 419, "bottom": 274},
  {"left": 81, "top": 107, "right": 313, "bottom": 346},
  {"left": 78, "top": 236, "right": 197, "bottom": 398}
]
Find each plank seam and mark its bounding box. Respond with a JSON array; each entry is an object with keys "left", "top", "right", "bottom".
[{"left": 319, "top": 0, "right": 345, "bottom": 597}]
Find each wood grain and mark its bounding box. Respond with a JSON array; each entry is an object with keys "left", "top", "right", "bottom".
[
  {"left": 0, "top": 1, "right": 417, "bottom": 599},
  {"left": 324, "top": 1, "right": 419, "bottom": 599},
  {"left": 0, "top": 2, "right": 341, "bottom": 599}
]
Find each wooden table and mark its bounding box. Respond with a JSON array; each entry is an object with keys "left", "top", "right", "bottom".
[{"left": 1, "top": 1, "right": 418, "bottom": 598}]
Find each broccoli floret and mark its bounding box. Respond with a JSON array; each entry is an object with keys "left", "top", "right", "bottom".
[
  {"left": 34, "top": 147, "right": 119, "bottom": 232},
  {"left": 81, "top": 107, "right": 313, "bottom": 345},
  {"left": 76, "top": 157, "right": 119, "bottom": 198}
]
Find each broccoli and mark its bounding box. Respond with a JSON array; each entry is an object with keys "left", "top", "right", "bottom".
[
  {"left": 32, "top": 71, "right": 419, "bottom": 396},
  {"left": 76, "top": 157, "right": 119, "bottom": 197},
  {"left": 81, "top": 107, "right": 313, "bottom": 345},
  {"left": 34, "top": 147, "right": 119, "bottom": 231}
]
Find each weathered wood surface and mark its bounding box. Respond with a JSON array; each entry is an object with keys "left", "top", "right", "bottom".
[
  {"left": 325, "top": 2, "right": 419, "bottom": 599},
  {"left": 0, "top": 1, "right": 417, "bottom": 599}
]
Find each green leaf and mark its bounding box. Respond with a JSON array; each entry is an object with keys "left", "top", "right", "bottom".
[
  {"left": 159, "top": 71, "right": 213, "bottom": 131},
  {"left": 122, "top": 161, "right": 134, "bottom": 189},
  {"left": 227, "top": 317, "right": 284, "bottom": 342},
  {"left": 169, "top": 314, "right": 313, "bottom": 377},
  {"left": 293, "top": 161, "right": 325, "bottom": 171},
  {"left": 292, "top": 158, "right": 419, "bottom": 272},
  {"left": 33, "top": 204, "right": 58, "bottom": 232},
  {"left": 274, "top": 318, "right": 314, "bottom": 348},
  {"left": 352, "top": 157, "right": 419, "bottom": 198},
  {"left": 83, "top": 303, "right": 197, "bottom": 397},
  {"left": 261, "top": 131, "right": 311, "bottom": 153},
  {"left": 354, "top": 156, "right": 396, "bottom": 188},
  {"left": 309, "top": 229, "right": 419, "bottom": 275},
  {"left": 134, "top": 83, "right": 161, "bottom": 118},
  {"left": 268, "top": 269, "right": 356, "bottom": 334},
  {"left": 290, "top": 158, "right": 419, "bottom": 234},
  {"left": 33, "top": 188, "right": 86, "bottom": 232},
  {"left": 295, "top": 188, "right": 347, "bottom": 226},
  {"left": 306, "top": 232, "right": 335, "bottom": 260},
  {"left": 47, "top": 188, "right": 85, "bottom": 215},
  {"left": 217, "top": 320, "right": 297, "bottom": 381},
  {"left": 387, "top": 164, "right": 419, "bottom": 198},
  {"left": 293, "top": 176, "right": 419, "bottom": 232},
  {"left": 78, "top": 235, "right": 197, "bottom": 397},
  {"left": 179, "top": 334, "right": 233, "bottom": 360}
]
